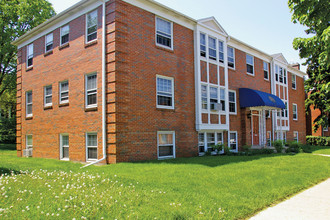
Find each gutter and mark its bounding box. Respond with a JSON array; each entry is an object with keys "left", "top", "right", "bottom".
[{"left": 82, "top": 0, "right": 106, "bottom": 168}]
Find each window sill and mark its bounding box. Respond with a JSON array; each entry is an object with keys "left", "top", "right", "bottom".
[
  {"left": 59, "top": 43, "right": 70, "bottom": 50},
  {"left": 44, "top": 50, "right": 53, "bottom": 57},
  {"left": 85, "top": 40, "right": 97, "bottom": 48},
  {"left": 264, "top": 78, "right": 270, "bottom": 82},
  {"left": 246, "top": 72, "right": 255, "bottom": 76},
  {"left": 156, "top": 45, "right": 174, "bottom": 53},
  {"left": 61, "top": 158, "right": 69, "bottom": 161},
  {"left": 59, "top": 102, "right": 69, "bottom": 107},
  {"left": 44, "top": 105, "right": 53, "bottom": 110},
  {"left": 228, "top": 66, "right": 236, "bottom": 71},
  {"left": 26, "top": 66, "right": 33, "bottom": 72},
  {"left": 158, "top": 156, "right": 175, "bottom": 160},
  {"left": 156, "top": 106, "right": 175, "bottom": 111},
  {"left": 85, "top": 106, "right": 98, "bottom": 112},
  {"left": 26, "top": 116, "right": 33, "bottom": 120}
]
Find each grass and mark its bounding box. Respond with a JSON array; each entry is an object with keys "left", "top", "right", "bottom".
[{"left": 0, "top": 144, "right": 329, "bottom": 219}]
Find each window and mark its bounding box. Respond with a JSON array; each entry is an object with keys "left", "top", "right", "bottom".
[
  {"left": 201, "top": 85, "right": 208, "bottom": 110},
  {"left": 61, "top": 25, "right": 70, "bottom": 45},
  {"left": 198, "top": 133, "right": 205, "bottom": 153},
  {"left": 157, "top": 76, "right": 174, "bottom": 109},
  {"left": 293, "top": 103, "right": 298, "bottom": 120},
  {"left": 45, "top": 33, "right": 53, "bottom": 52},
  {"left": 86, "top": 74, "right": 97, "bottom": 108},
  {"left": 279, "top": 67, "right": 283, "bottom": 83},
  {"left": 26, "top": 91, "right": 32, "bottom": 117},
  {"left": 293, "top": 131, "right": 298, "bottom": 142},
  {"left": 44, "top": 85, "right": 52, "bottom": 107},
  {"left": 217, "top": 133, "right": 223, "bottom": 145},
  {"left": 209, "top": 87, "right": 218, "bottom": 110},
  {"left": 229, "top": 132, "right": 237, "bottom": 151},
  {"left": 158, "top": 131, "right": 175, "bottom": 158},
  {"left": 60, "top": 134, "right": 69, "bottom": 160},
  {"left": 86, "top": 10, "right": 98, "bottom": 42},
  {"left": 200, "top": 33, "right": 206, "bottom": 57},
  {"left": 267, "top": 131, "right": 271, "bottom": 147},
  {"left": 246, "top": 54, "right": 254, "bottom": 75},
  {"left": 292, "top": 74, "right": 296, "bottom": 89},
  {"left": 86, "top": 133, "right": 97, "bottom": 160},
  {"left": 208, "top": 37, "right": 216, "bottom": 60},
  {"left": 229, "top": 91, "right": 236, "bottom": 114},
  {"left": 27, "top": 44, "right": 33, "bottom": 68},
  {"left": 282, "top": 102, "right": 288, "bottom": 118},
  {"left": 26, "top": 135, "right": 33, "bottom": 149},
  {"left": 220, "top": 88, "right": 225, "bottom": 111},
  {"left": 227, "top": 47, "right": 235, "bottom": 68},
  {"left": 275, "top": 65, "right": 279, "bottom": 82},
  {"left": 207, "top": 133, "right": 215, "bottom": 152},
  {"left": 59, "top": 81, "right": 69, "bottom": 104},
  {"left": 156, "top": 17, "right": 172, "bottom": 49},
  {"left": 284, "top": 69, "right": 287, "bottom": 84},
  {"left": 219, "top": 41, "right": 224, "bottom": 63},
  {"left": 263, "top": 62, "right": 269, "bottom": 80},
  {"left": 276, "top": 132, "right": 287, "bottom": 142},
  {"left": 265, "top": 110, "right": 271, "bottom": 118}
]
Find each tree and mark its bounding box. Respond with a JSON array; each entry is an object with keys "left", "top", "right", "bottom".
[
  {"left": 288, "top": 0, "right": 330, "bottom": 132},
  {"left": 0, "top": 0, "right": 56, "bottom": 98}
]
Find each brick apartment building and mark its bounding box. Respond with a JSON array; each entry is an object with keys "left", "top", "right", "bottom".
[{"left": 13, "top": 0, "right": 307, "bottom": 164}]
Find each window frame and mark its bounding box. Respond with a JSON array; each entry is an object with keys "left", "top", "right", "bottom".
[
  {"left": 292, "top": 103, "right": 298, "bottom": 120},
  {"left": 27, "top": 44, "right": 33, "bottom": 68},
  {"left": 267, "top": 131, "right": 271, "bottom": 147},
  {"left": 220, "top": 88, "right": 226, "bottom": 112},
  {"left": 85, "top": 73, "right": 98, "bottom": 108},
  {"left": 200, "top": 33, "right": 206, "bottom": 57},
  {"left": 26, "top": 91, "right": 33, "bottom": 117},
  {"left": 209, "top": 86, "right": 218, "bottom": 111},
  {"left": 26, "top": 135, "right": 33, "bottom": 149},
  {"left": 45, "top": 33, "right": 53, "bottom": 53},
  {"left": 86, "top": 132, "right": 98, "bottom": 161},
  {"left": 60, "top": 134, "right": 69, "bottom": 160},
  {"left": 227, "top": 46, "right": 235, "bottom": 69},
  {"left": 229, "top": 131, "right": 238, "bottom": 152},
  {"left": 44, "top": 85, "right": 52, "bottom": 107},
  {"left": 86, "top": 10, "right": 98, "bottom": 43},
  {"left": 246, "top": 54, "right": 254, "bottom": 75},
  {"left": 263, "top": 61, "right": 269, "bottom": 80},
  {"left": 155, "top": 17, "right": 173, "bottom": 50},
  {"left": 59, "top": 81, "right": 69, "bottom": 104},
  {"left": 201, "top": 85, "right": 208, "bottom": 110},
  {"left": 156, "top": 75, "right": 174, "bottom": 109},
  {"left": 293, "top": 131, "right": 298, "bottom": 142},
  {"left": 60, "top": 24, "right": 70, "bottom": 45},
  {"left": 208, "top": 36, "right": 217, "bottom": 61},
  {"left": 157, "top": 131, "right": 175, "bottom": 159},
  {"left": 218, "top": 40, "right": 224, "bottom": 63},
  {"left": 228, "top": 90, "right": 237, "bottom": 114},
  {"left": 292, "top": 74, "right": 296, "bottom": 90}
]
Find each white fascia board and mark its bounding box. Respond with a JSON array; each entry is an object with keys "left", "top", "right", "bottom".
[
  {"left": 122, "top": 0, "right": 196, "bottom": 30},
  {"left": 197, "top": 17, "right": 229, "bottom": 37},
  {"left": 14, "top": 0, "right": 103, "bottom": 49},
  {"left": 197, "top": 23, "right": 228, "bottom": 39},
  {"left": 228, "top": 36, "right": 272, "bottom": 63},
  {"left": 287, "top": 67, "right": 306, "bottom": 78}
]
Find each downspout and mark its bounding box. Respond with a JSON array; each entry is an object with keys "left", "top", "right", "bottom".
[{"left": 82, "top": 0, "right": 106, "bottom": 168}]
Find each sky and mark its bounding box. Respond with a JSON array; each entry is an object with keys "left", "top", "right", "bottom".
[{"left": 48, "top": 0, "right": 308, "bottom": 72}]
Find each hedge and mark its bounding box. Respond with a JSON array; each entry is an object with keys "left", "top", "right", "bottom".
[{"left": 306, "top": 136, "right": 330, "bottom": 146}]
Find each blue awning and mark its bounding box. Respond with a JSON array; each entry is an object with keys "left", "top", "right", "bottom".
[{"left": 239, "top": 88, "right": 285, "bottom": 109}]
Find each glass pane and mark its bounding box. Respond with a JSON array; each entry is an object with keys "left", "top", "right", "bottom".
[
  {"left": 45, "top": 86, "right": 52, "bottom": 95},
  {"left": 87, "top": 134, "right": 97, "bottom": 146},
  {"left": 220, "top": 89, "right": 225, "bottom": 100},
  {"left": 87, "top": 93, "right": 97, "bottom": 105},
  {"left": 62, "top": 136, "right": 69, "bottom": 146},
  {"left": 46, "top": 33, "right": 53, "bottom": 44},
  {"left": 27, "top": 104, "right": 32, "bottom": 115},
  {"left": 263, "top": 62, "right": 268, "bottom": 71},
  {"left": 27, "top": 136, "right": 33, "bottom": 146},
  {"left": 27, "top": 92, "right": 32, "bottom": 103},
  {"left": 88, "top": 148, "right": 97, "bottom": 159},
  {"left": 210, "top": 87, "right": 217, "bottom": 99},
  {"left": 45, "top": 96, "right": 52, "bottom": 104},
  {"left": 157, "top": 35, "right": 171, "bottom": 47},
  {"left": 61, "top": 34, "right": 69, "bottom": 44},
  {"left": 200, "top": 33, "right": 206, "bottom": 45},
  {"left": 217, "top": 133, "right": 222, "bottom": 144},
  {"left": 207, "top": 133, "right": 215, "bottom": 143},
  {"left": 229, "top": 92, "right": 235, "bottom": 102},
  {"left": 157, "top": 78, "right": 172, "bottom": 93},
  {"left": 201, "top": 85, "right": 207, "bottom": 97},
  {"left": 87, "top": 10, "right": 97, "bottom": 29},
  {"left": 157, "top": 95, "right": 172, "bottom": 106},
  {"left": 157, "top": 18, "right": 171, "bottom": 35},
  {"left": 247, "top": 64, "right": 254, "bottom": 74},
  {"left": 61, "top": 82, "right": 68, "bottom": 91},
  {"left": 228, "top": 47, "right": 234, "bottom": 58},
  {"left": 159, "top": 145, "right": 173, "bottom": 157},
  {"left": 87, "top": 74, "right": 97, "bottom": 90},
  {"left": 63, "top": 147, "right": 69, "bottom": 158},
  {"left": 246, "top": 54, "right": 253, "bottom": 65},
  {"left": 87, "top": 33, "right": 97, "bottom": 42},
  {"left": 198, "top": 133, "right": 204, "bottom": 143},
  {"left": 28, "top": 44, "right": 33, "bottom": 56},
  {"left": 158, "top": 133, "right": 173, "bottom": 145},
  {"left": 61, "top": 25, "right": 70, "bottom": 36}
]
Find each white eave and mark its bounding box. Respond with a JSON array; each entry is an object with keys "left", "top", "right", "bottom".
[{"left": 197, "top": 16, "right": 229, "bottom": 37}]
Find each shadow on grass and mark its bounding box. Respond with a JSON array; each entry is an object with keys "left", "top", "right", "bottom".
[
  {"left": 0, "top": 167, "right": 21, "bottom": 176},
  {"left": 138, "top": 153, "right": 289, "bottom": 168},
  {"left": 0, "top": 143, "right": 16, "bottom": 151},
  {"left": 310, "top": 145, "right": 330, "bottom": 153}
]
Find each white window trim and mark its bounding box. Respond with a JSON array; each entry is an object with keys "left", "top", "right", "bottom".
[
  {"left": 85, "top": 10, "right": 98, "bottom": 44},
  {"left": 44, "top": 85, "right": 52, "bottom": 107},
  {"left": 201, "top": 84, "right": 208, "bottom": 111},
  {"left": 26, "top": 44, "right": 33, "bottom": 68},
  {"left": 200, "top": 32, "right": 206, "bottom": 58},
  {"left": 246, "top": 54, "right": 254, "bottom": 76},
  {"left": 156, "top": 75, "right": 174, "bottom": 109},
  {"left": 267, "top": 131, "right": 272, "bottom": 147},
  {"left": 263, "top": 61, "right": 269, "bottom": 80},
  {"left": 208, "top": 36, "right": 217, "bottom": 61},
  {"left": 157, "top": 131, "right": 175, "bottom": 159},
  {"left": 293, "top": 131, "right": 298, "bottom": 142},
  {"left": 227, "top": 46, "right": 235, "bottom": 70},
  {"left": 85, "top": 73, "right": 98, "bottom": 108},
  {"left": 26, "top": 91, "right": 33, "bottom": 117},
  {"left": 228, "top": 90, "right": 237, "bottom": 115},
  {"left": 45, "top": 33, "right": 53, "bottom": 53},
  {"left": 292, "top": 74, "right": 297, "bottom": 90},
  {"left": 293, "top": 103, "right": 298, "bottom": 120},
  {"left": 86, "top": 132, "right": 98, "bottom": 161},
  {"left": 59, "top": 81, "right": 69, "bottom": 104},
  {"left": 60, "top": 134, "right": 69, "bottom": 161},
  {"left": 26, "top": 135, "right": 33, "bottom": 149},
  {"left": 229, "top": 131, "right": 238, "bottom": 152},
  {"left": 60, "top": 24, "right": 70, "bottom": 46},
  {"left": 155, "top": 16, "right": 173, "bottom": 50},
  {"left": 218, "top": 40, "right": 224, "bottom": 63}
]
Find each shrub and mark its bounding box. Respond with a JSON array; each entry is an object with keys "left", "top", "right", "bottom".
[
  {"left": 286, "top": 141, "right": 302, "bottom": 153},
  {"left": 306, "top": 136, "right": 330, "bottom": 146},
  {"left": 0, "top": 117, "right": 16, "bottom": 144},
  {"left": 301, "top": 144, "right": 313, "bottom": 153},
  {"left": 242, "top": 145, "right": 251, "bottom": 154},
  {"left": 273, "top": 140, "right": 284, "bottom": 153}
]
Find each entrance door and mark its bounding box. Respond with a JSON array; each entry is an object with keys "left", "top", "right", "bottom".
[{"left": 253, "top": 115, "right": 259, "bottom": 145}]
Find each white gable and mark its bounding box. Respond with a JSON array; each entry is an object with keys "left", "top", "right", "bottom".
[
  {"left": 198, "top": 17, "right": 228, "bottom": 36},
  {"left": 272, "top": 53, "right": 289, "bottom": 65}
]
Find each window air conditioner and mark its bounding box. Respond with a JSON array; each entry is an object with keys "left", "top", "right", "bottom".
[{"left": 23, "top": 148, "right": 33, "bottom": 157}]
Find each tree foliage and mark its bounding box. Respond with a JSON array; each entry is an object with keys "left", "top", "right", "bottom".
[
  {"left": 0, "top": 0, "right": 56, "bottom": 98},
  {"left": 288, "top": 0, "right": 330, "bottom": 131}
]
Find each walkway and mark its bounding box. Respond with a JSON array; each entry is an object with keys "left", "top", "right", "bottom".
[{"left": 250, "top": 178, "right": 330, "bottom": 220}]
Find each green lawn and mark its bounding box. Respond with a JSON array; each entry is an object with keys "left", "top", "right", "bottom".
[{"left": 0, "top": 144, "right": 329, "bottom": 219}]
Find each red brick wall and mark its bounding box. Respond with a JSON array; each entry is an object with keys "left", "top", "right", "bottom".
[{"left": 17, "top": 6, "right": 104, "bottom": 162}]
